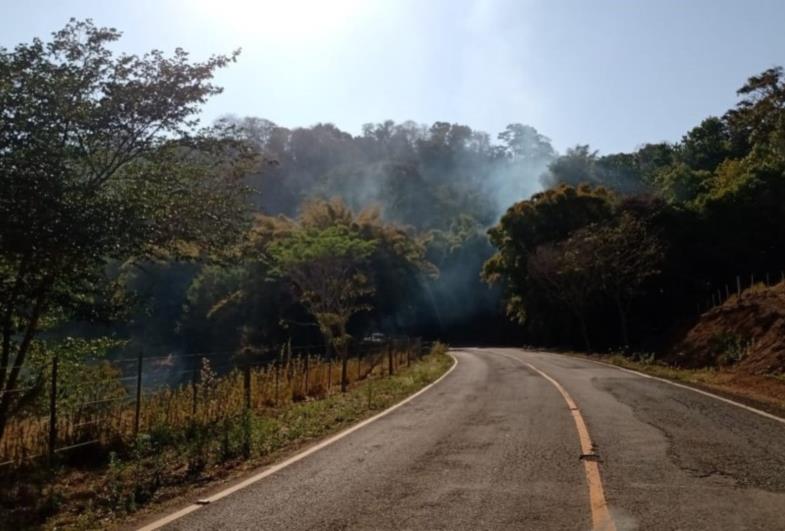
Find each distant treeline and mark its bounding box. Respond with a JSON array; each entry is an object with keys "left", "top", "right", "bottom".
[
  {"left": 118, "top": 67, "right": 785, "bottom": 357},
  {"left": 123, "top": 118, "right": 560, "bottom": 353}
]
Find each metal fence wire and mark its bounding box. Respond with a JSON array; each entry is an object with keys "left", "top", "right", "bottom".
[
  {"left": 0, "top": 337, "right": 428, "bottom": 469},
  {"left": 697, "top": 270, "right": 785, "bottom": 313}
]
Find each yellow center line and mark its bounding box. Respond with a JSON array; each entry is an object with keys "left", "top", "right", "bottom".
[{"left": 484, "top": 350, "right": 616, "bottom": 531}]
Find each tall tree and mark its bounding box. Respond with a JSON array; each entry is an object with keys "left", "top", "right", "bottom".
[
  {"left": 267, "top": 224, "right": 375, "bottom": 392},
  {"left": 0, "top": 20, "right": 253, "bottom": 439},
  {"left": 527, "top": 237, "right": 598, "bottom": 351},
  {"left": 572, "top": 214, "right": 664, "bottom": 348}
]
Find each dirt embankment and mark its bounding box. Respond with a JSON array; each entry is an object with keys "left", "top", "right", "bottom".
[{"left": 668, "top": 281, "right": 785, "bottom": 374}]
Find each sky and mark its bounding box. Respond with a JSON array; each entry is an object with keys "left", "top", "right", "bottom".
[{"left": 2, "top": 0, "right": 784, "bottom": 154}]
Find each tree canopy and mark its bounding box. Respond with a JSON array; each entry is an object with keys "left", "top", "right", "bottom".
[{"left": 0, "top": 19, "right": 253, "bottom": 438}]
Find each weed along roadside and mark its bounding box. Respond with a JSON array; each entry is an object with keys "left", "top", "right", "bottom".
[{"left": 0, "top": 342, "right": 452, "bottom": 529}]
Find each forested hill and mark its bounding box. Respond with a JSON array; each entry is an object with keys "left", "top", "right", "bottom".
[
  {"left": 224, "top": 118, "right": 555, "bottom": 228},
  {"left": 189, "top": 66, "right": 785, "bottom": 355},
  {"left": 128, "top": 119, "right": 557, "bottom": 352},
  {"left": 55, "top": 68, "right": 785, "bottom": 357},
  {"left": 3, "top": 20, "right": 784, "bottom": 380}
]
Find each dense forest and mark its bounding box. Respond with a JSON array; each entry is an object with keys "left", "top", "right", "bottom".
[
  {"left": 2, "top": 20, "right": 785, "bottom": 439},
  {"left": 154, "top": 64, "right": 785, "bottom": 357}
]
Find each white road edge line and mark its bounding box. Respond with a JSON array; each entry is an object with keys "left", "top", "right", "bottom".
[
  {"left": 137, "top": 353, "right": 458, "bottom": 531},
  {"left": 551, "top": 352, "right": 785, "bottom": 426}
]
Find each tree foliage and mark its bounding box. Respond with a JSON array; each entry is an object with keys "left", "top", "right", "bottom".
[
  {"left": 0, "top": 20, "right": 253, "bottom": 438},
  {"left": 487, "top": 66, "right": 785, "bottom": 352}
]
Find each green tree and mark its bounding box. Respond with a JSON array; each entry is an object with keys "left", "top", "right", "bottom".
[
  {"left": 527, "top": 236, "right": 599, "bottom": 351},
  {"left": 267, "top": 222, "right": 376, "bottom": 392},
  {"left": 0, "top": 20, "right": 253, "bottom": 439},
  {"left": 577, "top": 214, "right": 664, "bottom": 348},
  {"left": 483, "top": 185, "right": 614, "bottom": 325}
]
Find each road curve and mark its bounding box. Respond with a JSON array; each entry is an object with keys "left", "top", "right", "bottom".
[{"left": 149, "top": 348, "right": 785, "bottom": 530}]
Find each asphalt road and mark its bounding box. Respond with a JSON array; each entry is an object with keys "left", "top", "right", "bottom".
[{"left": 153, "top": 348, "right": 785, "bottom": 530}]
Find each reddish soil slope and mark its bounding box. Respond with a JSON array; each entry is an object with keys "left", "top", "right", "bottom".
[{"left": 669, "top": 282, "right": 785, "bottom": 373}]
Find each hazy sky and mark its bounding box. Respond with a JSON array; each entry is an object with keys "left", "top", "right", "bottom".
[{"left": 3, "top": 0, "right": 784, "bottom": 154}]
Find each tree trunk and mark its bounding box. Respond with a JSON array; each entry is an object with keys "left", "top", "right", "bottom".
[
  {"left": 340, "top": 347, "right": 348, "bottom": 393},
  {"left": 613, "top": 292, "right": 629, "bottom": 351},
  {"left": 0, "top": 277, "right": 51, "bottom": 442},
  {"left": 0, "top": 254, "right": 31, "bottom": 392},
  {"left": 337, "top": 321, "right": 350, "bottom": 393}
]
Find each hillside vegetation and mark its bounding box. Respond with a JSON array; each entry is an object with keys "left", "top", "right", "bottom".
[{"left": 669, "top": 281, "right": 785, "bottom": 373}]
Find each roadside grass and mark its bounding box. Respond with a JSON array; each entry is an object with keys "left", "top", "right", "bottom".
[
  {"left": 602, "top": 354, "right": 785, "bottom": 414},
  {"left": 1, "top": 343, "right": 452, "bottom": 530}
]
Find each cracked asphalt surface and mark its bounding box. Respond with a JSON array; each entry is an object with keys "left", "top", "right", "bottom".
[{"left": 156, "top": 348, "right": 785, "bottom": 530}]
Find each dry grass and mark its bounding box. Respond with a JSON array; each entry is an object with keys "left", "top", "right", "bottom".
[
  {"left": 0, "top": 342, "right": 452, "bottom": 529},
  {"left": 0, "top": 343, "right": 417, "bottom": 467}
]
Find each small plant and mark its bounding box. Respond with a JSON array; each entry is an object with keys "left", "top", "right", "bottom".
[
  {"left": 710, "top": 332, "right": 751, "bottom": 365},
  {"left": 429, "top": 341, "right": 449, "bottom": 357},
  {"left": 632, "top": 351, "right": 657, "bottom": 364},
  {"left": 131, "top": 434, "right": 165, "bottom": 505},
  {"left": 101, "top": 451, "right": 135, "bottom": 512},
  {"left": 185, "top": 423, "right": 212, "bottom": 478}
]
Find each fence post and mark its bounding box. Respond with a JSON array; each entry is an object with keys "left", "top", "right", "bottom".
[
  {"left": 191, "top": 360, "right": 199, "bottom": 418},
  {"left": 388, "top": 342, "right": 393, "bottom": 376},
  {"left": 274, "top": 356, "right": 280, "bottom": 406},
  {"left": 304, "top": 354, "right": 309, "bottom": 396},
  {"left": 243, "top": 364, "right": 251, "bottom": 410},
  {"left": 133, "top": 350, "right": 143, "bottom": 438},
  {"left": 725, "top": 284, "right": 730, "bottom": 299},
  {"left": 324, "top": 349, "right": 333, "bottom": 394},
  {"left": 48, "top": 355, "right": 58, "bottom": 466},
  {"left": 737, "top": 275, "right": 741, "bottom": 296}
]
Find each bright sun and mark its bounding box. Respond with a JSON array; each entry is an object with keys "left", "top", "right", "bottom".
[{"left": 193, "top": 0, "right": 363, "bottom": 42}]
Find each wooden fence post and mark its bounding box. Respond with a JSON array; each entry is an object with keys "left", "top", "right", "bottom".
[
  {"left": 133, "top": 350, "right": 143, "bottom": 438},
  {"left": 47, "top": 355, "right": 58, "bottom": 466},
  {"left": 737, "top": 275, "right": 741, "bottom": 296},
  {"left": 327, "top": 357, "right": 332, "bottom": 392},
  {"left": 274, "top": 356, "right": 280, "bottom": 406},
  {"left": 304, "top": 354, "right": 309, "bottom": 396},
  {"left": 191, "top": 360, "right": 199, "bottom": 418},
  {"left": 388, "top": 342, "right": 393, "bottom": 376},
  {"left": 243, "top": 364, "right": 251, "bottom": 410}
]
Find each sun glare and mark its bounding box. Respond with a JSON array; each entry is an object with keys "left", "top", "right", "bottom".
[{"left": 193, "top": 0, "right": 363, "bottom": 42}]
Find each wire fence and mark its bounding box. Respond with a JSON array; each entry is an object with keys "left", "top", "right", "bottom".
[
  {"left": 697, "top": 269, "right": 785, "bottom": 314},
  {"left": 0, "top": 337, "right": 428, "bottom": 470}
]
